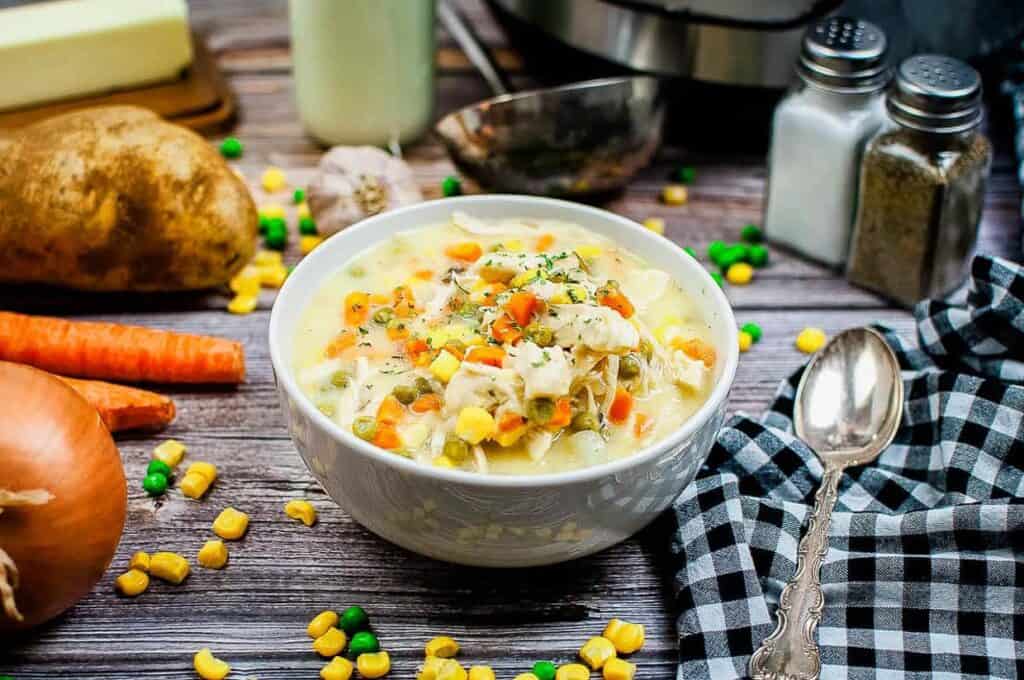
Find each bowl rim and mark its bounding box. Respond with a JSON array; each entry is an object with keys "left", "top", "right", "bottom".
[{"left": 269, "top": 194, "right": 738, "bottom": 489}]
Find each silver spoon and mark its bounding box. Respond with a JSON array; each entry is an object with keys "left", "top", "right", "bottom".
[{"left": 750, "top": 327, "right": 903, "bottom": 680}]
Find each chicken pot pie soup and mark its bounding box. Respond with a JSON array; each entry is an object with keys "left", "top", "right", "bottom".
[{"left": 293, "top": 212, "right": 717, "bottom": 475}]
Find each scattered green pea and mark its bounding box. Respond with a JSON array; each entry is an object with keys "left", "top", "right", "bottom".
[
  {"left": 676, "top": 165, "right": 697, "bottom": 184},
  {"left": 219, "top": 136, "right": 243, "bottom": 159},
  {"left": 265, "top": 218, "right": 288, "bottom": 250},
  {"left": 748, "top": 243, "right": 769, "bottom": 268},
  {"left": 339, "top": 605, "right": 370, "bottom": 634},
  {"left": 524, "top": 323, "right": 555, "bottom": 347},
  {"left": 638, "top": 338, "right": 654, "bottom": 361},
  {"left": 347, "top": 630, "right": 380, "bottom": 658},
  {"left": 392, "top": 384, "right": 418, "bottom": 405},
  {"left": 330, "top": 370, "right": 350, "bottom": 388},
  {"left": 414, "top": 377, "right": 433, "bottom": 395},
  {"left": 570, "top": 411, "right": 600, "bottom": 432},
  {"left": 142, "top": 472, "right": 168, "bottom": 496},
  {"left": 299, "top": 216, "right": 318, "bottom": 235},
  {"left": 618, "top": 353, "right": 642, "bottom": 378},
  {"left": 710, "top": 272, "right": 724, "bottom": 288},
  {"left": 717, "top": 244, "right": 749, "bottom": 271},
  {"left": 707, "top": 240, "right": 727, "bottom": 264},
  {"left": 683, "top": 246, "right": 697, "bottom": 258},
  {"left": 146, "top": 459, "right": 172, "bottom": 478},
  {"left": 443, "top": 433, "right": 471, "bottom": 462},
  {"left": 372, "top": 307, "right": 395, "bottom": 325},
  {"left": 741, "top": 322, "right": 763, "bottom": 343},
  {"left": 526, "top": 397, "right": 555, "bottom": 424},
  {"left": 352, "top": 417, "right": 377, "bottom": 442},
  {"left": 441, "top": 175, "right": 462, "bottom": 197},
  {"left": 741, "top": 223, "right": 763, "bottom": 243},
  {"left": 532, "top": 661, "right": 557, "bottom": 680},
  {"left": 293, "top": 188, "right": 306, "bottom": 204}
]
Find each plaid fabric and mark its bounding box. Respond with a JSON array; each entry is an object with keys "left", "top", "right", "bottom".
[{"left": 669, "top": 255, "right": 1024, "bottom": 679}]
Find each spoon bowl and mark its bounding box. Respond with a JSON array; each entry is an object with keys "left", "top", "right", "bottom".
[{"left": 795, "top": 326, "right": 903, "bottom": 465}]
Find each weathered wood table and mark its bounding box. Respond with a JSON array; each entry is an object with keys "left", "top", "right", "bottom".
[{"left": 2, "top": 1, "right": 1020, "bottom": 677}]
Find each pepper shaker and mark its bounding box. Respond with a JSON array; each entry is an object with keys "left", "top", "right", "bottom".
[{"left": 846, "top": 55, "right": 992, "bottom": 307}]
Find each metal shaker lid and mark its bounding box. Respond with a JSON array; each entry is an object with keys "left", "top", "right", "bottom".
[
  {"left": 797, "top": 17, "right": 889, "bottom": 93},
  {"left": 887, "top": 55, "right": 983, "bottom": 134}
]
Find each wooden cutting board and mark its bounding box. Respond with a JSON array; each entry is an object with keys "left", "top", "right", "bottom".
[{"left": 0, "top": 32, "right": 235, "bottom": 132}]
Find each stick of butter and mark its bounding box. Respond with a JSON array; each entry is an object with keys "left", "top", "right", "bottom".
[{"left": 0, "top": 0, "right": 193, "bottom": 112}]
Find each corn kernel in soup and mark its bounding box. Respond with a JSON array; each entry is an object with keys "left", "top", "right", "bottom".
[{"left": 293, "top": 212, "right": 716, "bottom": 475}]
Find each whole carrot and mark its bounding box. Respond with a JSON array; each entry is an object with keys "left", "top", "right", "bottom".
[
  {"left": 57, "top": 376, "right": 176, "bottom": 432},
  {"left": 0, "top": 311, "right": 245, "bottom": 384}
]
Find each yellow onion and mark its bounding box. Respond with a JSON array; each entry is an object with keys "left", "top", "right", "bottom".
[{"left": 0, "top": 361, "right": 126, "bottom": 631}]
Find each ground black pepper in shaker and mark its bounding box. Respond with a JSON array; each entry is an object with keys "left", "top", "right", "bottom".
[{"left": 846, "top": 55, "right": 992, "bottom": 307}]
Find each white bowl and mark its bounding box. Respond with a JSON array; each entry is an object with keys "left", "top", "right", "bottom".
[{"left": 269, "top": 195, "right": 738, "bottom": 567}]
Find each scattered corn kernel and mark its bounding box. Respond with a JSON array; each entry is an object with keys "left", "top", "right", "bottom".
[
  {"left": 308, "top": 610, "right": 340, "bottom": 639},
  {"left": 455, "top": 407, "right": 496, "bottom": 445},
  {"left": 579, "top": 636, "right": 616, "bottom": 670},
  {"left": 514, "top": 674, "right": 540, "bottom": 680},
  {"left": 796, "top": 327, "right": 827, "bottom": 354},
  {"left": 260, "top": 264, "right": 289, "bottom": 288},
  {"left": 510, "top": 268, "right": 543, "bottom": 288},
  {"left": 739, "top": 330, "right": 753, "bottom": 353},
  {"left": 254, "top": 249, "right": 283, "bottom": 267},
  {"left": 153, "top": 439, "right": 186, "bottom": 467},
  {"left": 128, "top": 551, "right": 151, "bottom": 572},
  {"left": 661, "top": 184, "right": 688, "bottom": 206},
  {"left": 467, "top": 667, "right": 494, "bottom": 680},
  {"left": 298, "top": 202, "right": 312, "bottom": 219},
  {"left": 601, "top": 658, "right": 636, "bottom": 680},
  {"left": 313, "top": 627, "right": 348, "bottom": 657},
  {"left": 556, "top": 664, "right": 591, "bottom": 680},
  {"left": 230, "top": 265, "right": 262, "bottom": 296},
  {"left": 419, "top": 657, "right": 468, "bottom": 680},
  {"left": 301, "top": 235, "right": 325, "bottom": 255},
  {"left": 212, "top": 507, "right": 250, "bottom": 540},
  {"left": 115, "top": 569, "right": 149, "bottom": 596},
  {"left": 429, "top": 350, "right": 462, "bottom": 384},
  {"left": 194, "top": 648, "right": 231, "bottom": 680},
  {"left": 321, "top": 656, "right": 354, "bottom": 680},
  {"left": 725, "top": 262, "right": 754, "bottom": 285},
  {"left": 197, "top": 540, "right": 229, "bottom": 569},
  {"left": 357, "top": 651, "right": 391, "bottom": 678},
  {"left": 642, "top": 217, "right": 665, "bottom": 235},
  {"left": 574, "top": 245, "right": 602, "bottom": 259},
  {"left": 285, "top": 499, "right": 318, "bottom": 527},
  {"left": 425, "top": 636, "right": 460, "bottom": 659},
  {"left": 180, "top": 472, "right": 212, "bottom": 500},
  {"left": 432, "top": 455, "right": 456, "bottom": 469},
  {"left": 494, "top": 423, "right": 528, "bottom": 447},
  {"left": 603, "top": 619, "right": 645, "bottom": 654},
  {"left": 186, "top": 461, "right": 217, "bottom": 483},
  {"left": 259, "top": 203, "right": 286, "bottom": 220},
  {"left": 149, "top": 552, "right": 190, "bottom": 584},
  {"left": 262, "top": 166, "right": 287, "bottom": 192},
  {"left": 228, "top": 294, "right": 258, "bottom": 315}
]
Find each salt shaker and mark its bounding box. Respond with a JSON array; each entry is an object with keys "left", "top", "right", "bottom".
[
  {"left": 846, "top": 55, "right": 992, "bottom": 307},
  {"left": 764, "top": 17, "right": 890, "bottom": 267}
]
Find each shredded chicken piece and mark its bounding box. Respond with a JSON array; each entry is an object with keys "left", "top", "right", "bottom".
[
  {"left": 544, "top": 304, "right": 639, "bottom": 353},
  {"left": 473, "top": 445, "right": 489, "bottom": 473},
  {"left": 443, "top": 361, "right": 523, "bottom": 416},
  {"left": 509, "top": 342, "right": 572, "bottom": 400},
  {"left": 668, "top": 350, "right": 709, "bottom": 392},
  {"left": 525, "top": 429, "right": 554, "bottom": 461},
  {"left": 601, "top": 355, "right": 620, "bottom": 417},
  {"left": 336, "top": 357, "right": 371, "bottom": 428}
]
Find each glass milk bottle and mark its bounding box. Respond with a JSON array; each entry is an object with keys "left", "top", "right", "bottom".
[
  {"left": 289, "top": 0, "right": 436, "bottom": 147},
  {"left": 764, "top": 17, "right": 890, "bottom": 267}
]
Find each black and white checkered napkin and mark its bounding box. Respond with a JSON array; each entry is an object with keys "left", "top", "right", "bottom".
[{"left": 668, "top": 255, "right": 1024, "bottom": 679}]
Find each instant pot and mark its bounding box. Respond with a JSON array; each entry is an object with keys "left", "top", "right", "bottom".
[{"left": 488, "top": 0, "right": 1024, "bottom": 148}]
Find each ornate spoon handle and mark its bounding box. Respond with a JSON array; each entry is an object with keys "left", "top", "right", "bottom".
[{"left": 749, "top": 463, "right": 843, "bottom": 680}]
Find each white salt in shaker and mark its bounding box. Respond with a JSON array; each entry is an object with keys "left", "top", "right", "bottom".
[{"left": 764, "top": 17, "right": 890, "bottom": 267}]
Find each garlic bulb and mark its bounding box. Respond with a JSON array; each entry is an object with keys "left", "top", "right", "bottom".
[{"left": 307, "top": 146, "right": 423, "bottom": 235}]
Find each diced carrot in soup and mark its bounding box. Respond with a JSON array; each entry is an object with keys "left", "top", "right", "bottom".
[
  {"left": 373, "top": 424, "right": 402, "bottom": 450},
  {"left": 377, "top": 395, "right": 405, "bottom": 425},
  {"left": 465, "top": 346, "right": 505, "bottom": 367},
  {"left": 344, "top": 292, "right": 370, "bottom": 325},
  {"left": 609, "top": 387, "right": 633, "bottom": 424},
  {"left": 445, "top": 242, "right": 483, "bottom": 262},
  {"left": 490, "top": 315, "right": 522, "bottom": 345},
  {"left": 505, "top": 292, "right": 538, "bottom": 327},
  {"left": 678, "top": 338, "right": 716, "bottom": 367},
  {"left": 546, "top": 397, "right": 572, "bottom": 430},
  {"left": 411, "top": 394, "right": 442, "bottom": 413}
]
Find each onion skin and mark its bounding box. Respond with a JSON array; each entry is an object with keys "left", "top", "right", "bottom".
[{"left": 0, "top": 361, "right": 127, "bottom": 632}]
